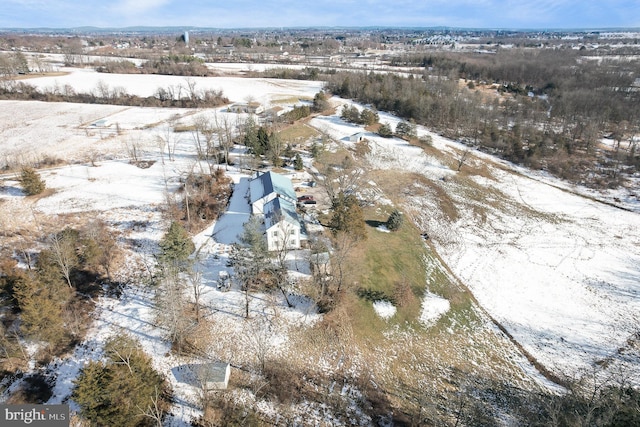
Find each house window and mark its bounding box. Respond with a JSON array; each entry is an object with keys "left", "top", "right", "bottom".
[
  {"left": 290, "top": 240, "right": 297, "bottom": 247},
  {"left": 289, "top": 229, "right": 295, "bottom": 235},
  {"left": 272, "top": 231, "right": 279, "bottom": 237}
]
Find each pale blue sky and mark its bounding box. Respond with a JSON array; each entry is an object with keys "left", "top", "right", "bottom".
[{"left": 1, "top": 0, "right": 638, "bottom": 29}]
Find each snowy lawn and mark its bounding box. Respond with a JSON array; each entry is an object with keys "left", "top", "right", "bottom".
[{"left": 2, "top": 69, "right": 640, "bottom": 425}]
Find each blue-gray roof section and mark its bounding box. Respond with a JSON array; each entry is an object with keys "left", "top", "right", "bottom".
[
  {"left": 249, "top": 171, "right": 297, "bottom": 204},
  {"left": 264, "top": 197, "right": 299, "bottom": 229}
]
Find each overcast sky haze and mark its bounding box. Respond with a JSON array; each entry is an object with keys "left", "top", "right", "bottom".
[{"left": 1, "top": 0, "right": 639, "bottom": 30}]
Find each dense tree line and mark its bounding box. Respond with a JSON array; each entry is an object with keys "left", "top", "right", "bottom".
[
  {"left": 0, "top": 51, "right": 29, "bottom": 75},
  {"left": 258, "top": 66, "right": 331, "bottom": 80},
  {"left": 181, "top": 169, "right": 233, "bottom": 229},
  {"left": 392, "top": 49, "right": 640, "bottom": 125},
  {"left": 324, "top": 56, "right": 639, "bottom": 187},
  {"left": 0, "top": 79, "right": 228, "bottom": 108},
  {"left": 96, "top": 55, "right": 212, "bottom": 76}
]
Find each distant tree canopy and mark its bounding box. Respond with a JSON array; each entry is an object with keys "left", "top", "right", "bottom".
[
  {"left": 0, "top": 80, "right": 228, "bottom": 108},
  {"left": 325, "top": 55, "right": 640, "bottom": 188}
]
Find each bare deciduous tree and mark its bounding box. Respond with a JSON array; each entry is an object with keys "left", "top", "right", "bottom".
[
  {"left": 243, "top": 315, "right": 278, "bottom": 374},
  {"left": 187, "top": 264, "right": 204, "bottom": 323},
  {"left": 48, "top": 231, "right": 78, "bottom": 288},
  {"left": 318, "top": 154, "right": 364, "bottom": 201},
  {"left": 137, "top": 386, "right": 165, "bottom": 427},
  {"left": 213, "top": 112, "right": 235, "bottom": 170},
  {"left": 456, "top": 147, "right": 473, "bottom": 172}
]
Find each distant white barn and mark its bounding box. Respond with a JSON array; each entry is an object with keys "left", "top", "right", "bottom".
[{"left": 228, "top": 102, "right": 264, "bottom": 115}]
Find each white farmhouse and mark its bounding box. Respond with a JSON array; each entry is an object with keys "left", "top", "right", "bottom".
[
  {"left": 249, "top": 171, "right": 297, "bottom": 214},
  {"left": 263, "top": 197, "right": 301, "bottom": 251},
  {"left": 248, "top": 171, "right": 302, "bottom": 251}
]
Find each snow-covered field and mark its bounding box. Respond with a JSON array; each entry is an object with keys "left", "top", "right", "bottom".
[
  {"left": 313, "top": 109, "right": 640, "bottom": 383},
  {"left": 1, "top": 66, "right": 640, "bottom": 423},
  {"left": 26, "top": 67, "right": 323, "bottom": 107}
]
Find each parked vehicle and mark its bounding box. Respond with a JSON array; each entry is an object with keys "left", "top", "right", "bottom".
[{"left": 217, "top": 271, "right": 231, "bottom": 292}]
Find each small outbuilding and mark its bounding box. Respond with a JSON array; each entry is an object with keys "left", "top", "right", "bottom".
[
  {"left": 196, "top": 362, "right": 231, "bottom": 390},
  {"left": 172, "top": 362, "right": 231, "bottom": 390},
  {"left": 228, "top": 102, "right": 264, "bottom": 115},
  {"left": 348, "top": 132, "right": 367, "bottom": 143}
]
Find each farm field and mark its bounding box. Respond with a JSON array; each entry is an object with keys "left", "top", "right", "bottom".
[{"left": 1, "top": 65, "right": 639, "bottom": 425}]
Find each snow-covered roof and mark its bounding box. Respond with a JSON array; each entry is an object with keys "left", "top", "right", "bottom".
[
  {"left": 263, "top": 197, "right": 299, "bottom": 230},
  {"left": 249, "top": 171, "right": 296, "bottom": 204}
]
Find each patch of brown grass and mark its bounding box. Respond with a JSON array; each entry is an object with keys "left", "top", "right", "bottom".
[
  {"left": 277, "top": 122, "right": 320, "bottom": 144},
  {"left": 25, "top": 187, "right": 56, "bottom": 201},
  {"left": 271, "top": 95, "right": 311, "bottom": 105},
  {"left": 367, "top": 170, "right": 420, "bottom": 205},
  {"left": 364, "top": 123, "right": 381, "bottom": 133}
]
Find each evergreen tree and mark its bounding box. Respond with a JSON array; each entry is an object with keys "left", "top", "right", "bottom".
[
  {"left": 158, "top": 221, "right": 194, "bottom": 270},
  {"left": 312, "top": 91, "right": 330, "bottom": 112},
  {"left": 359, "top": 108, "right": 379, "bottom": 126},
  {"left": 311, "top": 140, "right": 324, "bottom": 159},
  {"left": 72, "top": 335, "right": 170, "bottom": 427},
  {"left": 242, "top": 115, "right": 258, "bottom": 151},
  {"left": 13, "top": 272, "right": 71, "bottom": 346},
  {"left": 20, "top": 167, "right": 46, "bottom": 196},
  {"left": 378, "top": 122, "right": 393, "bottom": 138},
  {"left": 294, "top": 153, "right": 304, "bottom": 170},
  {"left": 256, "top": 126, "right": 270, "bottom": 156},
  {"left": 341, "top": 105, "right": 360, "bottom": 123},
  {"left": 267, "top": 130, "right": 284, "bottom": 167},
  {"left": 283, "top": 144, "right": 294, "bottom": 162},
  {"left": 386, "top": 209, "right": 403, "bottom": 231},
  {"left": 329, "top": 192, "right": 366, "bottom": 241},
  {"left": 395, "top": 121, "right": 417, "bottom": 139},
  {"left": 231, "top": 217, "right": 269, "bottom": 317}
]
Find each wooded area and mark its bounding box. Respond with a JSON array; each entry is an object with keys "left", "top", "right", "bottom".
[{"left": 321, "top": 49, "right": 640, "bottom": 187}]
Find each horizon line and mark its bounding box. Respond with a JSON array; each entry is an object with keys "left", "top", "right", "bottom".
[{"left": 2, "top": 25, "right": 640, "bottom": 34}]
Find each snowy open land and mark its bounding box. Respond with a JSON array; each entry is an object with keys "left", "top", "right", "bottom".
[
  {"left": 311, "top": 108, "right": 640, "bottom": 383},
  {"left": 1, "top": 66, "right": 639, "bottom": 423},
  {"left": 26, "top": 67, "right": 324, "bottom": 106}
]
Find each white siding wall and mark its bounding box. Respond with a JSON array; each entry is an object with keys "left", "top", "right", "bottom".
[{"left": 266, "top": 221, "right": 300, "bottom": 251}]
